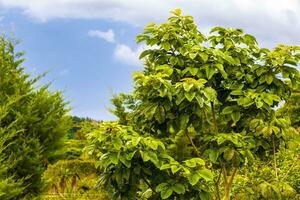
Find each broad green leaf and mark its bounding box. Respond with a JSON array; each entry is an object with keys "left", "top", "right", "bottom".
[
  {"left": 203, "top": 87, "right": 217, "bottom": 101},
  {"left": 266, "top": 74, "right": 273, "bottom": 84},
  {"left": 195, "top": 95, "right": 204, "bottom": 107},
  {"left": 185, "top": 92, "right": 196, "bottom": 102},
  {"left": 180, "top": 115, "right": 190, "bottom": 130},
  {"left": 171, "top": 165, "right": 181, "bottom": 174},
  {"left": 205, "top": 66, "right": 216, "bottom": 79},
  {"left": 200, "top": 191, "right": 211, "bottom": 200},
  {"left": 160, "top": 164, "right": 171, "bottom": 170},
  {"left": 222, "top": 106, "right": 237, "bottom": 115},
  {"left": 231, "top": 111, "right": 241, "bottom": 123},
  {"left": 131, "top": 137, "right": 141, "bottom": 147},
  {"left": 223, "top": 148, "right": 235, "bottom": 161},
  {"left": 183, "top": 82, "right": 193, "bottom": 92},
  {"left": 208, "top": 149, "right": 219, "bottom": 163},
  {"left": 139, "top": 50, "right": 151, "bottom": 59},
  {"left": 110, "top": 153, "right": 118, "bottom": 164},
  {"left": 172, "top": 183, "right": 185, "bottom": 194},
  {"left": 263, "top": 96, "right": 273, "bottom": 106},
  {"left": 230, "top": 89, "right": 243, "bottom": 95},
  {"left": 119, "top": 155, "right": 131, "bottom": 168},
  {"left": 199, "top": 52, "right": 208, "bottom": 62},
  {"left": 156, "top": 183, "right": 169, "bottom": 192},
  {"left": 189, "top": 52, "right": 197, "bottom": 59},
  {"left": 176, "top": 93, "right": 185, "bottom": 105},
  {"left": 190, "top": 68, "right": 199, "bottom": 76},
  {"left": 215, "top": 63, "right": 228, "bottom": 79},
  {"left": 162, "top": 41, "right": 171, "bottom": 51},
  {"left": 237, "top": 97, "right": 253, "bottom": 107},
  {"left": 112, "top": 137, "right": 123, "bottom": 150},
  {"left": 140, "top": 150, "right": 150, "bottom": 162},
  {"left": 185, "top": 160, "right": 196, "bottom": 168},
  {"left": 256, "top": 101, "right": 263, "bottom": 108},
  {"left": 197, "top": 169, "right": 213, "bottom": 182},
  {"left": 187, "top": 172, "right": 201, "bottom": 186},
  {"left": 161, "top": 188, "right": 173, "bottom": 199}
]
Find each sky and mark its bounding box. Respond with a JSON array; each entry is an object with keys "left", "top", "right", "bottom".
[{"left": 0, "top": 0, "right": 299, "bottom": 120}]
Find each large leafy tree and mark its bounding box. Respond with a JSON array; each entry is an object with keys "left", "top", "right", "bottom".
[
  {"left": 88, "top": 9, "right": 300, "bottom": 199},
  {"left": 0, "top": 36, "right": 70, "bottom": 198}
]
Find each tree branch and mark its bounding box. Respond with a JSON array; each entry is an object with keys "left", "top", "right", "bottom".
[
  {"left": 184, "top": 131, "right": 201, "bottom": 158},
  {"left": 272, "top": 135, "right": 278, "bottom": 180},
  {"left": 211, "top": 102, "right": 218, "bottom": 133}
]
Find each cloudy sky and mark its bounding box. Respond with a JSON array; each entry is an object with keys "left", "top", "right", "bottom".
[{"left": 0, "top": 0, "right": 299, "bottom": 120}]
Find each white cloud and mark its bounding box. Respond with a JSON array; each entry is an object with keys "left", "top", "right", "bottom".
[
  {"left": 88, "top": 29, "right": 115, "bottom": 43},
  {"left": 1, "top": 0, "right": 300, "bottom": 47},
  {"left": 113, "top": 44, "right": 145, "bottom": 66}
]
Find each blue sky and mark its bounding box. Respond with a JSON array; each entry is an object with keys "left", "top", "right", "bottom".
[{"left": 0, "top": 0, "right": 299, "bottom": 120}]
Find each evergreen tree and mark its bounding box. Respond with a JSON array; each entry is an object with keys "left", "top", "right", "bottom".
[{"left": 0, "top": 36, "right": 70, "bottom": 198}]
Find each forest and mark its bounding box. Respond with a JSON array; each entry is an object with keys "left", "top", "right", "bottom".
[{"left": 1, "top": 9, "right": 300, "bottom": 200}]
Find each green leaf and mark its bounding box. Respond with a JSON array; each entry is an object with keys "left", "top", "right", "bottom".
[
  {"left": 172, "top": 183, "right": 185, "bottom": 194},
  {"left": 208, "top": 149, "right": 219, "bottom": 163},
  {"left": 162, "top": 42, "right": 171, "bottom": 51},
  {"left": 222, "top": 106, "right": 237, "bottom": 115},
  {"left": 112, "top": 137, "right": 123, "bottom": 150},
  {"left": 237, "top": 97, "right": 253, "bottom": 107},
  {"left": 200, "top": 191, "right": 211, "bottom": 200},
  {"left": 203, "top": 87, "right": 217, "bottom": 101},
  {"left": 197, "top": 169, "right": 213, "bottom": 182},
  {"left": 176, "top": 93, "right": 185, "bottom": 105},
  {"left": 139, "top": 50, "right": 151, "bottom": 59},
  {"left": 171, "top": 165, "right": 181, "bottom": 174},
  {"left": 180, "top": 115, "right": 190, "bottom": 130},
  {"left": 119, "top": 155, "right": 131, "bottom": 168},
  {"left": 231, "top": 112, "right": 241, "bottom": 123},
  {"left": 230, "top": 89, "right": 243, "bottom": 95},
  {"left": 156, "top": 183, "right": 169, "bottom": 192},
  {"left": 185, "top": 92, "right": 195, "bottom": 102},
  {"left": 190, "top": 68, "right": 199, "bottom": 76},
  {"left": 199, "top": 52, "right": 208, "bottom": 62},
  {"left": 223, "top": 148, "right": 235, "bottom": 161},
  {"left": 263, "top": 96, "right": 273, "bottom": 106},
  {"left": 110, "top": 153, "right": 118, "bottom": 164},
  {"left": 205, "top": 66, "right": 216, "bottom": 79},
  {"left": 266, "top": 74, "right": 273, "bottom": 84},
  {"left": 171, "top": 8, "right": 182, "bottom": 16},
  {"left": 185, "top": 158, "right": 205, "bottom": 167},
  {"left": 140, "top": 150, "right": 150, "bottom": 162},
  {"left": 189, "top": 52, "right": 197, "bottom": 59},
  {"left": 131, "top": 137, "right": 141, "bottom": 147},
  {"left": 187, "top": 172, "right": 201, "bottom": 186},
  {"left": 215, "top": 63, "right": 228, "bottom": 79},
  {"left": 161, "top": 188, "right": 173, "bottom": 199},
  {"left": 160, "top": 164, "right": 171, "bottom": 170},
  {"left": 183, "top": 82, "right": 193, "bottom": 92},
  {"left": 256, "top": 101, "right": 263, "bottom": 108},
  {"left": 185, "top": 159, "right": 197, "bottom": 168},
  {"left": 195, "top": 95, "right": 204, "bottom": 107}
]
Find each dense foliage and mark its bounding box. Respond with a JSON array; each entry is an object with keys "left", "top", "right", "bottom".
[
  {"left": 1, "top": 9, "right": 300, "bottom": 200},
  {"left": 88, "top": 9, "right": 300, "bottom": 200},
  {"left": 0, "top": 36, "right": 70, "bottom": 198},
  {"left": 41, "top": 118, "right": 109, "bottom": 199}
]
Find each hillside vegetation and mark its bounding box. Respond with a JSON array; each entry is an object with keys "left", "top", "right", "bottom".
[{"left": 1, "top": 9, "right": 300, "bottom": 200}]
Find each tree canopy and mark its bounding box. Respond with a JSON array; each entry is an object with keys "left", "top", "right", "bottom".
[{"left": 88, "top": 9, "right": 300, "bottom": 200}]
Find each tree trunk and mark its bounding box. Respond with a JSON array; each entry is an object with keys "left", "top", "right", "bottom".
[{"left": 225, "top": 184, "right": 231, "bottom": 200}]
